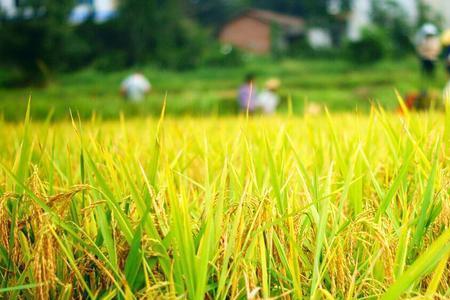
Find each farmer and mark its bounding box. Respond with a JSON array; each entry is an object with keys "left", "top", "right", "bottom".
[
  {"left": 442, "top": 29, "right": 450, "bottom": 102},
  {"left": 442, "top": 29, "right": 450, "bottom": 76},
  {"left": 416, "top": 23, "right": 441, "bottom": 79},
  {"left": 444, "top": 81, "right": 450, "bottom": 102},
  {"left": 257, "top": 78, "right": 281, "bottom": 114},
  {"left": 120, "top": 73, "right": 151, "bottom": 102},
  {"left": 398, "top": 90, "right": 440, "bottom": 113},
  {"left": 238, "top": 73, "right": 257, "bottom": 113}
]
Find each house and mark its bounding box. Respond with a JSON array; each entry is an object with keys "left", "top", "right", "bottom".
[
  {"left": 0, "top": 0, "right": 117, "bottom": 22},
  {"left": 219, "top": 9, "right": 305, "bottom": 55},
  {"left": 307, "top": 28, "right": 333, "bottom": 49}
]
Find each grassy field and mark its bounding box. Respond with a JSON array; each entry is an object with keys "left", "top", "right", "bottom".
[
  {"left": 0, "top": 57, "right": 448, "bottom": 121},
  {"left": 1, "top": 103, "right": 450, "bottom": 299}
]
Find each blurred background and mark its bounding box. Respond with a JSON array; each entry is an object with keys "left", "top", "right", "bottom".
[{"left": 0, "top": 0, "right": 449, "bottom": 121}]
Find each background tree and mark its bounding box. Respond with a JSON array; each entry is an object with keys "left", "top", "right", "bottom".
[
  {"left": 0, "top": 0, "right": 75, "bottom": 85},
  {"left": 117, "top": 0, "right": 157, "bottom": 64},
  {"left": 415, "top": 0, "right": 443, "bottom": 29},
  {"left": 372, "top": 0, "right": 415, "bottom": 56},
  {"left": 186, "top": 0, "right": 235, "bottom": 28},
  {"left": 115, "top": 0, "right": 209, "bottom": 69}
]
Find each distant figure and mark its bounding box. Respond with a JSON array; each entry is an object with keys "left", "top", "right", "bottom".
[
  {"left": 257, "top": 78, "right": 281, "bottom": 114},
  {"left": 443, "top": 29, "right": 450, "bottom": 75},
  {"left": 442, "top": 29, "right": 450, "bottom": 102},
  {"left": 416, "top": 24, "right": 441, "bottom": 78},
  {"left": 305, "top": 102, "right": 322, "bottom": 116},
  {"left": 120, "top": 73, "right": 151, "bottom": 102},
  {"left": 398, "top": 90, "right": 440, "bottom": 113},
  {"left": 444, "top": 81, "right": 450, "bottom": 103},
  {"left": 238, "top": 73, "right": 257, "bottom": 113}
]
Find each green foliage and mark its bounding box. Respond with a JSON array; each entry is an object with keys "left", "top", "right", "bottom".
[
  {"left": 0, "top": 0, "right": 75, "bottom": 85},
  {"left": 73, "top": 18, "right": 129, "bottom": 71},
  {"left": 371, "top": 0, "right": 415, "bottom": 57},
  {"left": 154, "top": 19, "right": 212, "bottom": 70},
  {"left": 187, "top": 0, "right": 236, "bottom": 29},
  {"left": 1, "top": 57, "right": 445, "bottom": 122},
  {"left": 69, "top": 0, "right": 217, "bottom": 70},
  {"left": 112, "top": 0, "right": 212, "bottom": 69},
  {"left": 117, "top": 0, "right": 159, "bottom": 64},
  {"left": 416, "top": 0, "right": 444, "bottom": 29},
  {"left": 345, "top": 27, "right": 389, "bottom": 64},
  {"left": 0, "top": 0, "right": 235, "bottom": 81},
  {"left": 252, "top": 0, "right": 305, "bottom": 16},
  {"left": 202, "top": 44, "right": 243, "bottom": 67},
  {"left": 1, "top": 107, "right": 450, "bottom": 298}
]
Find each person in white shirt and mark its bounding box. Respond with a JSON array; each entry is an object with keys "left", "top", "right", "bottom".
[
  {"left": 120, "top": 73, "right": 151, "bottom": 102},
  {"left": 416, "top": 24, "right": 441, "bottom": 79},
  {"left": 257, "top": 78, "right": 281, "bottom": 114}
]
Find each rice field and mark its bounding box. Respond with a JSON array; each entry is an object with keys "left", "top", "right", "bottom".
[{"left": 1, "top": 104, "right": 450, "bottom": 299}]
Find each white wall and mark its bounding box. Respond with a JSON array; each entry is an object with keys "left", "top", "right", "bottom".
[
  {"left": 424, "top": 0, "right": 450, "bottom": 28},
  {"left": 71, "top": 0, "right": 117, "bottom": 22},
  {"left": 347, "top": 0, "right": 372, "bottom": 40},
  {"left": 1, "top": 0, "right": 117, "bottom": 21},
  {"left": 0, "top": 0, "right": 17, "bottom": 16},
  {"left": 93, "top": 0, "right": 116, "bottom": 21},
  {"left": 347, "top": 0, "right": 450, "bottom": 40},
  {"left": 308, "top": 28, "right": 333, "bottom": 49},
  {"left": 94, "top": 0, "right": 116, "bottom": 12},
  {"left": 397, "top": 0, "right": 418, "bottom": 23}
]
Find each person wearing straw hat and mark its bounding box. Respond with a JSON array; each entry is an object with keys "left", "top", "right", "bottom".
[
  {"left": 442, "top": 29, "right": 450, "bottom": 76},
  {"left": 257, "top": 78, "right": 281, "bottom": 114},
  {"left": 416, "top": 23, "right": 441, "bottom": 79},
  {"left": 444, "top": 81, "right": 450, "bottom": 103},
  {"left": 238, "top": 73, "right": 258, "bottom": 113},
  {"left": 442, "top": 29, "right": 450, "bottom": 102}
]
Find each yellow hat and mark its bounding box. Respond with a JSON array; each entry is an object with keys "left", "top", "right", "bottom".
[
  {"left": 265, "top": 78, "right": 281, "bottom": 90},
  {"left": 442, "top": 29, "right": 450, "bottom": 45}
]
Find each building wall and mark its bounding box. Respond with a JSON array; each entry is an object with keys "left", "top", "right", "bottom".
[
  {"left": 219, "top": 17, "right": 271, "bottom": 54},
  {"left": 424, "top": 0, "right": 450, "bottom": 27},
  {"left": 0, "top": 0, "right": 17, "bottom": 16},
  {"left": 71, "top": 0, "right": 117, "bottom": 22},
  {"left": 92, "top": 0, "right": 116, "bottom": 21},
  {"left": 0, "top": 0, "right": 117, "bottom": 21},
  {"left": 347, "top": 0, "right": 450, "bottom": 40},
  {"left": 347, "top": 0, "right": 372, "bottom": 40},
  {"left": 396, "top": 0, "right": 418, "bottom": 21},
  {"left": 94, "top": 0, "right": 115, "bottom": 11},
  {"left": 308, "top": 27, "right": 333, "bottom": 49}
]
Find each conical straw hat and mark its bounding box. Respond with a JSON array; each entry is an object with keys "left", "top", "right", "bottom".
[
  {"left": 442, "top": 29, "right": 450, "bottom": 45},
  {"left": 265, "top": 78, "right": 281, "bottom": 90}
]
